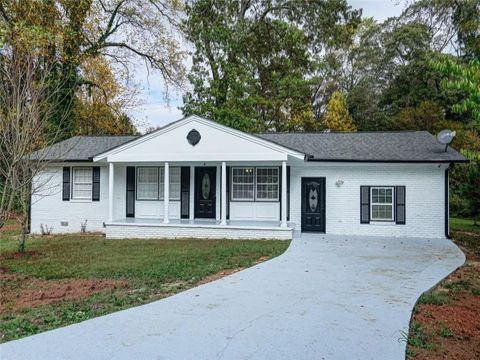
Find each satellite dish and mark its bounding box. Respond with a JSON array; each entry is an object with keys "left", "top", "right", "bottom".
[{"left": 436, "top": 129, "right": 456, "bottom": 152}]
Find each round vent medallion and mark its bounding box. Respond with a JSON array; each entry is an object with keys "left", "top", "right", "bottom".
[{"left": 187, "top": 129, "right": 201, "bottom": 146}]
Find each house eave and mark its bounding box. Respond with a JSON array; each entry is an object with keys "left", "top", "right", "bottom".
[{"left": 306, "top": 158, "right": 469, "bottom": 164}]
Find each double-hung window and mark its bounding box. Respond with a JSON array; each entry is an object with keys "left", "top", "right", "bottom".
[
  {"left": 137, "top": 167, "right": 181, "bottom": 201},
  {"left": 159, "top": 167, "right": 181, "bottom": 200},
  {"left": 370, "top": 187, "right": 394, "bottom": 221},
  {"left": 232, "top": 167, "right": 255, "bottom": 200},
  {"left": 231, "top": 167, "right": 279, "bottom": 201},
  {"left": 72, "top": 167, "right": 93, "bottom": 200},
  {"left": 256, "top": 167, "right": 279, "bottom": 200},
  {"left": 137, "top": 167, "right": 158, "bottom": 200}
]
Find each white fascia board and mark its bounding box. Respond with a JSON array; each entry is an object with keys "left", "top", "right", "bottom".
[{"left": 106, "top": 152, "right": 288, "bottom": 163}]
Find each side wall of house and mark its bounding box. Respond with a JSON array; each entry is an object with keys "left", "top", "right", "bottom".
[
  {"left": 290, "top": 163, "right": 448, "bottom": 238},
  {"left": 30, "top": 164, "right": 109, "bottom": 234}
]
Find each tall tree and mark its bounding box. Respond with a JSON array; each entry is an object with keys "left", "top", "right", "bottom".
[
  {"left": 432, "top": 57, "right": 480, "bottom": 122},
  {"left": 74, "top": 56, "right": 138, "bottom": 135},
  {"left": 400, "top": 0, "right": 480, "bottom": 58},
  {"left": 322, "top": 91, "right": 356, "bottom": 131},
  {"left": 0, "top": 0, "right": 186, "bottom": 138},
  {"left": 0, "top": 43, "right": 71, "bottom": 250},
  {"left": 182, "top": 0, "right": 360, "bottom": 132}
]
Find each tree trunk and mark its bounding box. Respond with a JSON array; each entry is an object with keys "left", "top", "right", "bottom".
[
  {"left": 18, "top": 226, "right": 26, "bottom": 253},
  {"left": 18, "top": 212, "right": 28, "bottom": 253}
]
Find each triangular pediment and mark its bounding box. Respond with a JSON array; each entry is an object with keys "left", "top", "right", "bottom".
[{"left": 94, "top": 115, "right": 304, "bottom": 162}]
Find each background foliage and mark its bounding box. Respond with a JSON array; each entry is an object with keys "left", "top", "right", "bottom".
[{"left": 182, "top": 0, "right": 479, "bottom": 220}]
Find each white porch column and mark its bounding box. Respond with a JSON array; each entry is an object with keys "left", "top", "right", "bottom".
[
  {"left": 221, "top": 161, "right": 227, "bottom": 225},
  {"left": 189, "top": 165, "right": 195, "bottom": 220},
  {"left": 108, "top": 163, "right": 114, "bottom": 222},
  {"left": 281, "top": 160, "right": 287, "bottom": 227},
  {"left": 164, "top": 162, "right": 169, "bottom": 224}
]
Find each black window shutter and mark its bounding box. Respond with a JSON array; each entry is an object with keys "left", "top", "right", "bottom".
[
  {"left": 126, "top": 167, "right": 135, "bottom": 218},
  {"left": 180, "top": 167, "right": 190, "bottom": 219},
  {"left": 62, "top": 167, "right": 71, "bottom": 201},
  {"left": 226, "top": 166, "right": 230, "bottom": 219},
  {"left": 287, "top": 166, "right": 290, "bottom": 221},
  {"left": 395, "top": 186, "right": 406, "bottom": 225},
  {"left": 92, "top": 167, "right": 100, "bottom": 201},
  {"left": 360, "top": 186, "right": 370, "bottom": 224}
]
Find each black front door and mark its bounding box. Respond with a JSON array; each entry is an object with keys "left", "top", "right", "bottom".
[
  {"left": 195, "top": 167, "right": 216, "bottom": 219},
  {"left": 301, "top": 177, "right": 325, "bottom": 232}
]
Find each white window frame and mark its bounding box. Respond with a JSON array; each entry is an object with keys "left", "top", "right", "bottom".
[
  {"left": 231, "top": 167, "right": 255, "bottom": 201},
  {"left": 255, "top": 167, "right": 279, "bottom": 201},
  {"left": 136, "top": 167, "right": 159, "bottom": 200},
  {"left": 159, "top": 166, "right": 181, "bottom": 201},
  {"left": 71, "top": 167, "right": 93, "bottom": 200},
  {"left": 370, "top": 186, "right": 395, "bottom": 222}
]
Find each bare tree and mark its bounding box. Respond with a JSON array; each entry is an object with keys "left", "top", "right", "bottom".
[{"left": 0, "top": 47, "right": 72, "bottom": 252}]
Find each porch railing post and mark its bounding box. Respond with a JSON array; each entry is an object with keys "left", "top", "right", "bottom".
[
  {"left": 281, "top": 160, "right": 287, "bottom": 227},
  {"left": 221, "top": 161, "right": 227, "bottom": 225},
  {"left": 108, "top": 162, "right": 114, "bottom": 222},
  {"left": 164, "top": 162, "right": 169, "bottom": 224}
]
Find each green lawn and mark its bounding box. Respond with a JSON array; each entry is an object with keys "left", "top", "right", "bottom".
[
  {"left": 450, "top": 217, "right": 480, "bottom": 233},
  {"left": 450, "top": 217, "right": 480, "bottom": 259},
  {"left": 0, "top": 231, "right": 290, "bottom": 342}
]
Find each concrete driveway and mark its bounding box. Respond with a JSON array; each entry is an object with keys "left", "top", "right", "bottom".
[{"left": 1, "top": 234, "right": 464, "bottom": 360}]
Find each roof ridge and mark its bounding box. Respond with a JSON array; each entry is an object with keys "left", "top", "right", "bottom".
[
  {"left": 75, "top": 135, "right": 139, "bottom": 138},
  {"left": 257, "top": 130, "right": 429, "bottom": 135}
]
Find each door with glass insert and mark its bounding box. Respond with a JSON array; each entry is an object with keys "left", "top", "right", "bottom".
[
  {"left": 301, "top": 177, "right": 326, "bottom": 232},
  {"left": 194, "top": 167, "right": 216, "bottom": 218}
]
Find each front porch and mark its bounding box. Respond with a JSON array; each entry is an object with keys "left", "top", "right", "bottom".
[
  {"left": 93, "top": 115, "right": 305, "bottom": 240},
  {"left": 105, "top": 218, "right": 294, "bottom": 240}
]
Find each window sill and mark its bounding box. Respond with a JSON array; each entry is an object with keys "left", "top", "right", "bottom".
[
  {"left": 136, "top": 199, "right": 181, "bottom": 202},
  {"left": 369, "top": 221, "right": 396, "bottom": 226},
  {"left": 70, "top": 199, "right": 92, "bottom": 203}
]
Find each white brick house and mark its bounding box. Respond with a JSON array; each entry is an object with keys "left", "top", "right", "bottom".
[{"left": 29, "top": 115, "right": 467, "bottom": 240}]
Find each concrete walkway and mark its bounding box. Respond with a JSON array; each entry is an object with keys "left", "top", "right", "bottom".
[{"left": 1, "top": 234, "right": 464, "bottom": 360}]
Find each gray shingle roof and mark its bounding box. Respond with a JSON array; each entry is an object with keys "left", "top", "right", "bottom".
[
  {"left": 257, "top": 131, "right": 467, "bottom": 162},
  {"left": 29, "top": 131, "right": 467, "bottom": 163},
  {"left": 27, "top": 136, "right": 139, "bottom": 161}
]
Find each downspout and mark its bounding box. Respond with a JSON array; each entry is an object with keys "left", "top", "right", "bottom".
[{"left": 445, "top": 164, "right": 451, "bottom": 239}]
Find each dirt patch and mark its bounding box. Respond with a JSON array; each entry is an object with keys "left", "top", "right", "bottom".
[
  {"left": 408, "top": 261, "right": 480, "bottom": 359},
  {"left": 0, "top": 273, "right": 128, "bottom": 312},
  {"left": 0, "top": 222, "right": 21, "bottom": 232},
  {"left": 415, "top": 295, "right": 480, "bottom": 336},
  {"left": 1, "top": 250, "right": 41, "bottom": 260},
  {"left": 197, "top": 255, "right": 271, "bottom": 285},
  {"left": 197, "top": 268, "right": 244, "bottom": 285},
  {"left": 255, "top": 255, "right": 270, "bottom": 263},
  {"left": 411, "top": 296, "right": 480, "bottom": 359}
]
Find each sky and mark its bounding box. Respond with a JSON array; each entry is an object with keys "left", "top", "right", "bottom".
[{"left": 129, "top": 0, "right": 407, "bottom": 132}]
